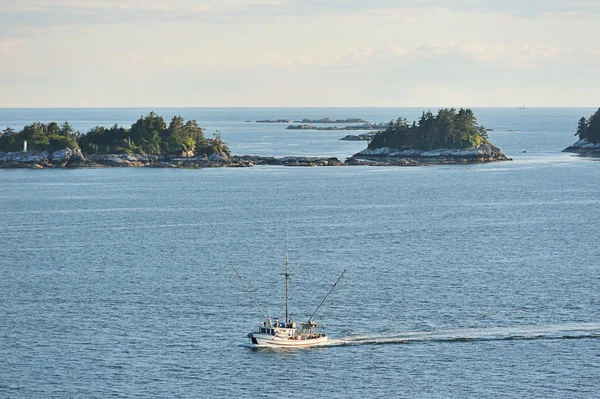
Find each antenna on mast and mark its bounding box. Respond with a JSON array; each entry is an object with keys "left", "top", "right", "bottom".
[{"left": 230, "top": 260, "right": 268, "bottom": 322}]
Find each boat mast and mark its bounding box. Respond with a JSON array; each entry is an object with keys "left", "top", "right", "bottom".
[{"left": 285, "top": 231, "right": 289, "bottom": 323}]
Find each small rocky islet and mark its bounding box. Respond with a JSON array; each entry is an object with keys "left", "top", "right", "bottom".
[
  {"left": 346, "top": 108, "right": 510, "bottom": 166},
  {"left": 256, "top": 117, "right": 369, "bottom": 124},
  {"left": 562, "top": 108, "right": 600, "bottom": 156},
  {"left": 287, "top": 122, "right": 388, "bottom": 131},
  {"left": 1, "top": 110, "right": 512, "bottom": 169}
]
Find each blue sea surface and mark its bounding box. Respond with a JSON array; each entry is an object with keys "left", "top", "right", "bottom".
[{"left": 1, "top": 108, "right": 599, "bottom": 398}]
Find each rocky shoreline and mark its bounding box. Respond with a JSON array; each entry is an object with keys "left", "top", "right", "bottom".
[
  {"left": 0, "top": 149, "right": 348, "bottom": 168},
  {"left": 347, "top": 144, "right": 511, "bottom": 166},
  {"left": 562, "top": 139, "right": 600, "bottom": 156},
  {"left": 1, "top": 145, "right": 512, "bottom": 169}
]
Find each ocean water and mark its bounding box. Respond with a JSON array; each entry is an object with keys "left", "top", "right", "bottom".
[{"left": 1, "top": 108, "right": 599, "bottom": 398}]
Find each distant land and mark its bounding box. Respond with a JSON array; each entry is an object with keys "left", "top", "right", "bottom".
[
  {"left": 563, "top": 108, "right": 600, "bottom": 156},
  {"left": 292, "top": 117, "right": 368, "bottom": 124},
  {"left": 255, "top": 117, "right": 369, "bottom": 124},
  {"left": 287, "top": 122, "right": 387, "bottom": 131},
  {"left": 347, "top": 108, "right": 510, "bottom": 166},
  {"left": 255, "top": 119, "right": 291, "bottom": 123}
]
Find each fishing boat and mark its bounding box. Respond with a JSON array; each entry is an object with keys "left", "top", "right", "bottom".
[{"left": 230, "top": 240, "right": 345, "bottom": 348}]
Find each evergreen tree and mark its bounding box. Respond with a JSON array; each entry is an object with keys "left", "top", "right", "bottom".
[
  {"left": 576, "top": 117, "right": 588, "bottom": 140},
  {"left": 368, "top": 108, "right": 489, "bottom": 151}
]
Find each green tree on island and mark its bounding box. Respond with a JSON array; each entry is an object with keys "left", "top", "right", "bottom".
[
  {"left": 576, "top": 108, "right": 600, "bottom": 143},
  {"left": 77, "top": 113, "right": 229, "bottom": 156},
  {"left": 368, "top": 108, "right": 490, "bottom": 151},
  {"left": 0, "top": 122, "right": 80, "bottom": 152},
  {"left": 1, "top": 112, "right": 230, "bottom": 156}
]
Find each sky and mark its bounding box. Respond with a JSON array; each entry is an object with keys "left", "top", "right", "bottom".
[{"left": 0, "top": 0, "right": 598, "bottom": 107}]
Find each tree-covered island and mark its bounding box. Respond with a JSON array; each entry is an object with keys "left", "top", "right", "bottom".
[
  {"left": 0, "top": 113, "right": 236, "bottom": 168},
  {"left": 347, "top": 108, "right": 510, "bottom": 165},
  {"left": 0, "top": 112, "right": 228, "bottom": 156},
  {"left": 563, "top": 108, "right": 600, "bottom": 155}
]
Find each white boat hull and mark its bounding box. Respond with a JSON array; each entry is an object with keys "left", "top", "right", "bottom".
[{"left": 249, "top": 333, "right": 328, "bottom": 348}]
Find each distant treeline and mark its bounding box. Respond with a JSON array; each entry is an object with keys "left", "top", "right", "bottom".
[
  {"left": 0, "top": 112, "right": 229, "bottom": 156},
  {"left": 368, "top": 108, "right": 489, "bottom": 151},
  {"left": 576, "top": 108, "right": 600, "bottom": 143}
]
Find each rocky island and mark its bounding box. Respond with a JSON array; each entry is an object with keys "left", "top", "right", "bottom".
[
  {"left": 287, "top": 122, "right": 387, "bottom": 131},
  {"left": 563, "top": 108, "right": 600, "bottom": 156},
  {"left": 292, "top": 117, "right": 368, "bottom": 124},
  {"left": 0, "top": 113, "right": 245, "bottom": 169},
  {"left": 347, "top": 108, "right": 511, "bottom": 166},
  {"left": 0, "top": 113, "right": 348, "bottom": 169},
  {"left": 255, "top": 119, "right": 292, "bottom": 123},
  {"left": 255, "top": 117, "right": 370, "bottom": 124}
]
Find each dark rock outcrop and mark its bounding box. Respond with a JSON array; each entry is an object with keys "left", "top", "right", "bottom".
[
  {"left": 347, "top": 144, "right": 511, "bottom": 166},
  {"left": 0, "top": 148, "right": 86, "bottom": 168},
  {"left": 340, "top": 133, "right": 377, "bottom": 141},
  {"left": 562, "top": 139, "right": 600, "bottom": 156},
  {"left": 231, "top": 155, "right": 344, "bottom": 166}
]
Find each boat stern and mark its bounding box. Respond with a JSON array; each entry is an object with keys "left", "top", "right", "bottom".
[{"left": 247, "top": 332, "right": 259, "bottom": 345}]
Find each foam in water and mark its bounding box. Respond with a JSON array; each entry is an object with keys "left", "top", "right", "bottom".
[{"left": 327, "top": 323, "right": 600, "bottom": 347}]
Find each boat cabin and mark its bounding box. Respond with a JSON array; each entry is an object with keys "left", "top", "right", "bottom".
[{"left": 257, "top": 319, "right": 297, "bottom": 337}]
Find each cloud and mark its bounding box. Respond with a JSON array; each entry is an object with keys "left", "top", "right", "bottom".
[
  {"left": 419, "top": 42, "right": 566, "bottom": 66},
  {"left": 257, "top": 42, "right": 565, "bottom": 70},
  {"left": 3, "top": 0, "right": 599, "bottom": 21},
  {"left": 0, "top": 38, "right": 25, "bottom": 56},
  {"left": 0, "top": 0, "right": 287, "bottom": 14}
]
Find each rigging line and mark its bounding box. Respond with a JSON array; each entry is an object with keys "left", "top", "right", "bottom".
[
  {"left": 275, "top": 248, "right": 279, "bottom": 287},
  {"left": 229, "top": 260, "right": 268, "bottom": 322},
  {"left": 308, "top": 269, "right": 346, "bottom": 322}
]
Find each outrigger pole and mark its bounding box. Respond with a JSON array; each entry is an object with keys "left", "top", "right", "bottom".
[
  {"left": 230, "top": 260, "right": 268, "bottom": 322},
  {"left": 285, "top": 231, "right": 289, "bottom": 323},
  {"left": 308, "top": 269, "right": 346, "bottom": 323}
]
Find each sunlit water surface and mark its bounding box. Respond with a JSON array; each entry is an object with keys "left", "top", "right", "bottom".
[{"left": 1, "top": 108, "right": 599, "bottom": 398}]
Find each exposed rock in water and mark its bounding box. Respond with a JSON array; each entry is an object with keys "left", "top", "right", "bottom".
[
  {"left": 0, "top": 149, "right": 251, "bottom": 169},
  {"left": 345, "top": 157, "right": 420, "bottom": 166},
  {"left": 88, "top": 153, "right": 158, "bottom": 167},
  {"left": 1, "top": 146, "right": 510, "bottom": 169},
  {"left": 340, "top": 133, "right": 377, "bottom": 141},
  {"left": 562, "top": 139, "right": 600, "bottom": 156},
  {"left": 287, "top": 123, "right": 386, "bottom": 131},
  {"left": 292, "top": 117, "right": 368, "bottom": 124},
  {"left": 0, "top": 149, "right": 346, "bottom": 169},
  {"left": 347, "top": 144, "right": 511, "bottom": 165},
  {"left": 256, "top": 119, "right": 292, "bottom": 123},
  {"left": 231, "top": 155, "right": 345, "bottom": 166},
  {"left": 0, "top": 148, "right": 86, "bottom": 168}
]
